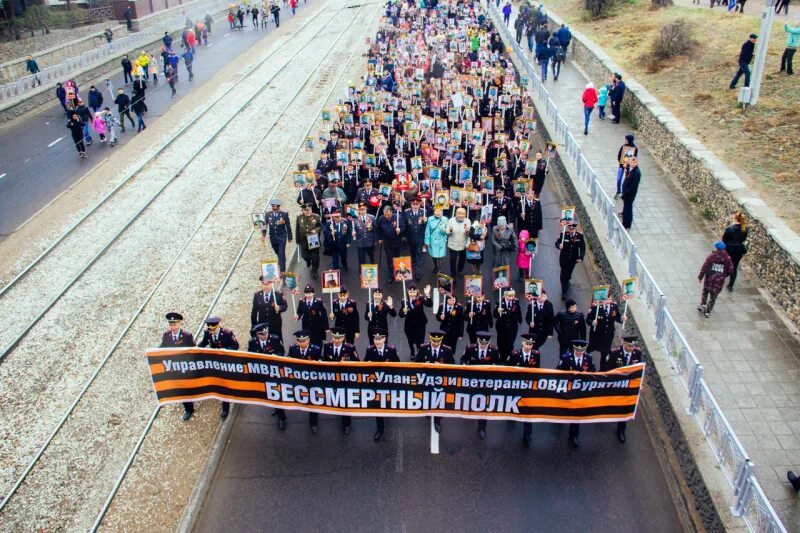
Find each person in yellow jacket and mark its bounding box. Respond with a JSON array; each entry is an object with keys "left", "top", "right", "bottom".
[{"left": 137, "top": 51, "right": 150, "bottom": 81}]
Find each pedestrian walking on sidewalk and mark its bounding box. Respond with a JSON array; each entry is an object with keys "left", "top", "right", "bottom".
[
  {"left": 252, "top": 6, "right": 260, "bottom": 26},
  {"left": 167, "top": 64, "right": 178, "bottom": 98},
  {"left": 182, "top": 48, "right": 195, "bottom": 81},
  {"left": 502, "top": 2, "right": 512, "bottom": 25},
  {"left": 87, "top": 85, "right": 104, "bottom": 114},
  {"left": 609, "top": 73, "right": 626, "bottom": 123},
  {"left": 56, "top": 83, "right": 69, "bottom": 115},
  {"left": 74, "top": 98, "right": 93, "bottom": 145},
  {"left": 271, "top": 2, "right": 281, "bottom": 27},
  {"left": 67, "top": 113, "right": 87, "bottom": 159},
  {"left": 581, "top": 82, "right": 598, "bottom": 135},
  {"left": 114, "top": 88, "right": 135, "bottom": 132},
  {"left": 619, "top": 157, "right": 641, "bottom": 229},
  {"left": 597, "top": 83, "right": 609, "bottom": 119},
  {"left": 721, "top": 211, "right": 748, "bottom": 291},
  {"left": 730, "top": 34, "right": 757, "bottom": 89},
  {"left": 780, "top": 21, "right": 800, "bottom": 75},
  {"left": 92, "top": 112, "right": 107, "bottom": 144},
  {"left": 549, "top": 34, "right": 563, "bottom": 80},
  {"left": 515, "top": 14, "right": 525, "bottom": 43},
  {"left": 26, "top": 56, "right": 42, "bottom": 86},
  {"left": 614, "top": 134, "right": 638, "bottom": 199},
  {"left": 132, "top": 91, "right": 147, "bottom": 132},
  {"left": 537, "top": 41, "right": 552, "bottom": 81},
  {"left": 124, "top": 5, "right": 132, "bottom": 31},
  {"left": 697, "top": 242, "right": 734, "bottom": 318},
  {"left": 121, "top": 54, "right": 133, "bottom": 84},
  {"left": 102, "top": 107, "right": 119, "bottom": 146},
  {"left": 149, "top": 54, "right": 159, "bottom": 83}
]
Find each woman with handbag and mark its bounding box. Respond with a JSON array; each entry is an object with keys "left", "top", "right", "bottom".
[{"left": 722, "top": 211, "right": 748, "bottom": 291}]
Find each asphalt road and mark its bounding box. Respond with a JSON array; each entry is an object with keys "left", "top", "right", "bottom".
[
  {"left": 194, "top": 176, "right": 684, "bottom": 532},
  {"left": 0, "top": 19, "right": 288, "bottom": 241}
]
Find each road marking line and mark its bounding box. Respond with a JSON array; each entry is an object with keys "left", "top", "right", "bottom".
[
  {"left": 207, "top": 43, "right": 214, "bottom": 48},
  {"left": 24, "top": 158, "right": 30, "bottom": 163},
  {"left": 48, "top": 136, "right": 65, "bottom": 148},
  {"left": 0, "top": 173, "right": 6, "bottom": 180},
  {"left": 224, "top": 32, "right": 230, "bottom": 37},
  {"left": 430, "top": 417, "right": 439, "bottom": 454}
]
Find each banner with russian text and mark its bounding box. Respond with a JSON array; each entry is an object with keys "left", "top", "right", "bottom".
[{"left": 147, "top": 348, "right": 645, "bottom": 423}]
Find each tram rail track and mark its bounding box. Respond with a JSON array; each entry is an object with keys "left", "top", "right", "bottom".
[{"left": 0, "top": 3, "right": 375, "bottom": 529}]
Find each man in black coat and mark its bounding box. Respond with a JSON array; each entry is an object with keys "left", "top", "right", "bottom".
[
  {"left": 730, "top": 33, "right": 757, "bottom": 89},
  {"left": 363, "top": 328, "right": 399, "bottom": 441},
  {"left": 198, "top": 316, "right": 240, "bottom": 419},
  {"left": 494, "top": 289, "right": 523, "bottom": 361},
  {"left": 490, "top": 187, "right": 516, "bottom": 226},
  {"left": 554, "top": 299, "right": 586, "bottom": 356},
  {"left": 287, "top": 330, "right": 323, "bottom": 433},
  {"left": 556, "top": 339, "right": 595, "bottom": 447},
  {"left": 507, "top": 334, "right": 541, "bottom": 446},
  {"left": 515, "top": 190, "right": 543, "bottom": 238},
  {"left": 620, "top": 157, "right": 641, "bottom": 230},
  {"left": 588, "top": 294, "right": 625, "bottom": 369},
  {"left": 526, "top": 289, "right": 554, "bottom": 350},
  {"left": 160, "top": 312, "right": 196, "bottom": 421},
  {"left": 251, "top": 276, "right": 288, "bottom": 345},
  {"left": 331, "top": 286, "right": 360, "bottom": 344},
  {"left": 460, "top": 331, "right": 499, "bottom": 440},
  {"left": 555, "top": 221, "right": 585, "bottom": 296},
  {"left": 375, "top": 206, "right": 406, "bottom": 284},
  {"left": 398, "top": 283, "right": 432, "bottom": 360},
  {"left": 404, "top": 197, "right": 429, "bottom": 279},
  {"left": 465, "top": 293, "right": 493, "bottom": 344},
  {"left": 436, "top": 292, "right": 466, "bottom": 355},
  {"left": 352, "top": 202, "right": 377, "bottom": 267},
  {"left": 321, "top": 328, "right": 359, "bottom": 434},
  {"left": 414, "top": 331, "right": 455, "bottom": 433},
  {"left": 248, "top": 323, "right": 286, "bottom": 428},
  {"left": 261, "top": 198, "right": 293, "bottom": 272},
  {"left": 606, "top": 335, "right": 644, "bottom": 442},
  {"left": 295, "top": 284, "right": 329, "bottom": 348},
  {"left": 609, "top": 72, "right": 626, "bottom": 124},
  {"left": 365, "top": 288, "right": 396, "bottom": 344}
]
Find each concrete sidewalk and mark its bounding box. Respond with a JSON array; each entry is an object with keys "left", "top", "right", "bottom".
[{"left": 511, "top": 25, "right": 800, "bottom": 527}]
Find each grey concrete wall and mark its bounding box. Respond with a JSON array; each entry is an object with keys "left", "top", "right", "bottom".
[{"left": 546, "top": 11, "right": 800, "bottom": 329}]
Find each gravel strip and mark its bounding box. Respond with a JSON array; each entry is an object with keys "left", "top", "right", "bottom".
[
  {"left": 0, "top": 1, "right": 338, "bottom": 498},
  {"left": 0, "top": 3, "right": 374, "bottom": 531}
]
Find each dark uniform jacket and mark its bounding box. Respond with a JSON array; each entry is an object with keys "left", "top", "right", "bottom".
[
  {"left": 263, "top": 210, "right": 292, "bottom": 242},
  {"left": 526, "top": 300, "right": 554, "bottom": 342},
  {"left": 414, "top": 343, "right": 455, "bottom": 364},
  {"left": 555, "top": 231, "right": 585, "bottom": 266},
  {"left": 436, "top": 303, "right": 465, "bottom": 338},
  {"left": 321, "top": 342, "right": 359, "bottom": 361},
  {"left": 494, "top": 298, "right": 523, "bottom": 330},
  {"left": 460, "top": 344, "right": 500, "bottom": 365},
  {"left": 364, "top": 344, "right": 400, "bottom": 362},
  {"left": 297, "top": 188, "right": 322, "bottom": 214},
  {"left": 399, "top": 296, "right": 432, "bottom": 330},
  {"left": 586, "top": 303, "right": 622, "bottom": 353},
  {"left": 295, "top": 213, "right": 322, "bottom": 250},
  {"left": 288, "top": 344, "right": 322, "bottom": 360},
  {"left": 376, "top": 213, "right": 406, "bottom": 248},
  {"left": 515, "top": 197, "right": 543, "bottom": 236},
  {"left": 251, "top": 289, "right": 288, "bottom": 331},
  {"left": 556, "top": 351, "right": 595, "bottom": 372},
  {"left": 507, "top": 348, "right": 541, "bottom": 368},
  {"left": 604, "top": 347, "right": 644, "bottom": 371},
  {"left": 465, "top": 299, "right": 493, "bottom": 335},
  {"left": 365, "top": 300, "right": 397, "bottom": 331},
  {"left": 490, "top": 196, "right": 515, "bottom": 226},
  {"left": 352, "top": 213, "right": 377, "bottom": 248},
  {"left": 297, "top": 298, "right": 329, "bottom": 335},
  {"left": 247, "top": 334, "right": 285, "bottom": 355},
  {"left": 554, "top": 310, "right": 586, "bottom": 347},
  {"left": 403, "top": 206, "right": 430, "bottom": 244},
  {"left": 160, "top": 329, "right": 195, "bottom": 348},
  {"left": 333, "top": 298, "right": 360, "bottom": 336},
  {"left": 199, "top": 328, "right": 239, "bottom": 350}
]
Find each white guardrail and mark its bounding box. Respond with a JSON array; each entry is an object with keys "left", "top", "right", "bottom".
[
  {"left": 0, "top": 0, "right": 229, "bottom": 103},
  {"left": 486, "top": 4, "right": 786, "bottom": 532}
]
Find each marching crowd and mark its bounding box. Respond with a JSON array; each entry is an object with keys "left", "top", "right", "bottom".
[{"left": 160, "top": 0, "right": 647, "bottom": 448}]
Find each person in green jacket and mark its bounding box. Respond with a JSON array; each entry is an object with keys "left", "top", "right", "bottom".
[{"left": 780, "top": 21, "right": 800, "bottom": 76}]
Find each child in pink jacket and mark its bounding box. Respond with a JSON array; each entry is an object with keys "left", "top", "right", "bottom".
[
  {"left": 92, "top": 113, "right": 107, "bottom": 143},
  {"left": 516, "top": 229, "right": 531, "bottom": 281}
]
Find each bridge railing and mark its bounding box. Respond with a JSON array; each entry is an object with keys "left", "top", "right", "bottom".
[{"left": 486, "top": 4, "right": 786, "bottom": 532}]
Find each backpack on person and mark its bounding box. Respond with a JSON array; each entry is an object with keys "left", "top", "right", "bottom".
[{"left": 555, "top": 46, "right": 565, "bottom": 61}]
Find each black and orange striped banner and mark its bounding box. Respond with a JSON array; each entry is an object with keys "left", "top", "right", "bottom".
[{"left": 147, "top": 348, "right": 645, "bottom": 423}]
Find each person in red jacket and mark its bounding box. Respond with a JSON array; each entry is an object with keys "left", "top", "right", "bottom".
[
  {"left": 581, "top": 82, "right": 598, "bottom": 135},
  {"left": 697, "top": 242, "right": 734, "bottom": 318}
]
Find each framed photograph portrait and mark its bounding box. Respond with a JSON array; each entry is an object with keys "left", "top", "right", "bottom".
[
  {"left": 393, "top": 256, "right": 413, "bottom": 281},
  {"left": 251, "top": 212, "right": 266, "bottom": 229},
  {"left": 525, "top": 278, "right": 544, "bottom": 299},
  {"left": 283, "top": 272, "right": 298, "bottom": 290},
  {"left": 464, "top": 275, "right": 483, "bottom": 297},
  {"left": 261, "top": 260, "right": 280, "bottom": 281},
  {"left": 492, "top": 266, "right": 510, "bottom": 289},
  {"left": 322, "top": 270, "right": 341, "bottom": 294},
  {"left": 360, "top": 264, "right": 379, "bottom": 289}
]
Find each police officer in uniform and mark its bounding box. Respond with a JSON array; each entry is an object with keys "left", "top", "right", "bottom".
[
  {"left": 295, "top": 284, "right": 329, "bottom": 348},
  {"left": 295, "top": 203, "right": 322, "bottom": 279},
  {"left": 261, "top": 198, "right": 292, "bottom": 273},
  {"left": 508, "top": 334, "right": 541, "bottom": 446},
  {"left": 287, "top": 330, "right": 323, "bottom": 433},
  {"left": 363, "top": 328, "right": 399, "bottom": 441},
  {"left": 515, "top": 190, "right": 543, "bottom": 238},
  {"left": 415, "top": 331, "right": 455, "bottom": 433},
  {"left": 198, "top": 316, "right": 240, "bottom": 419},
  {"left": 587, "top": 294, "right": 625, "bottom": 370},
  {"left": 356, "top": 178, "right": 382, "bottom": 217},
  {"left": 365, "top": 287, "right": 396, "bottom": 345},
  {"left": 160, "top": 312, "right": 197, "bottom": 421},
  {"left": 247, "top": 323, "right": 287, "bottom": 428},
  {"left": 494, "top": 288, "right": 523, "bottom": 361},
  {"left": 404, "top": 196, "right": 429, "bottom": 279},
  {"left": 491, "top": 187, "right": 516, "bottom": 227},
  {"left": 555, "top": 220, "right": 585, "bottom": 298},
  {"left": 460, "top": 331, "right": 499, "bottom": 440},
  {"left": 436, "top": 292, "right": 465, "bottom": 355},
  {"left": 607, "top": 335, "right": 643, "bottom": 442},
  {"left": 352, "top": 202, "right": 377, "bottom": 267},
  {"left": 251, "top": 276, "right": 288, "bottom": 346},
  {"left": 324, "top": 209, "right": 351, "bottom": 271},
  {"left": 321, "top": 327, "right": 359, "bottom": 434},
  {"left": 331, "top": 286, "right": 360, "bottom": 344},
  {"left": 466, "top": 292, "right": 493, "bottom": 344},
  {"left": 556, "top": 339, "right": 595, "bottom": 447},
  {"left": 526, "top": 289, "right": 554, "bottom": 350},
  {"left": 398, "top": 283, "right": 432, "bottom": 360}
]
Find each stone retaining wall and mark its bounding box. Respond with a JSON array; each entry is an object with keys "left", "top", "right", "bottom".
[{"left": 546, "top": 11, "right": 800, "bottom": 329}]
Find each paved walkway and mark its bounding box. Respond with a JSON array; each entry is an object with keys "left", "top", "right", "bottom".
[{"left": 513, "top": 16, "right": 800, "bottom": 528}]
